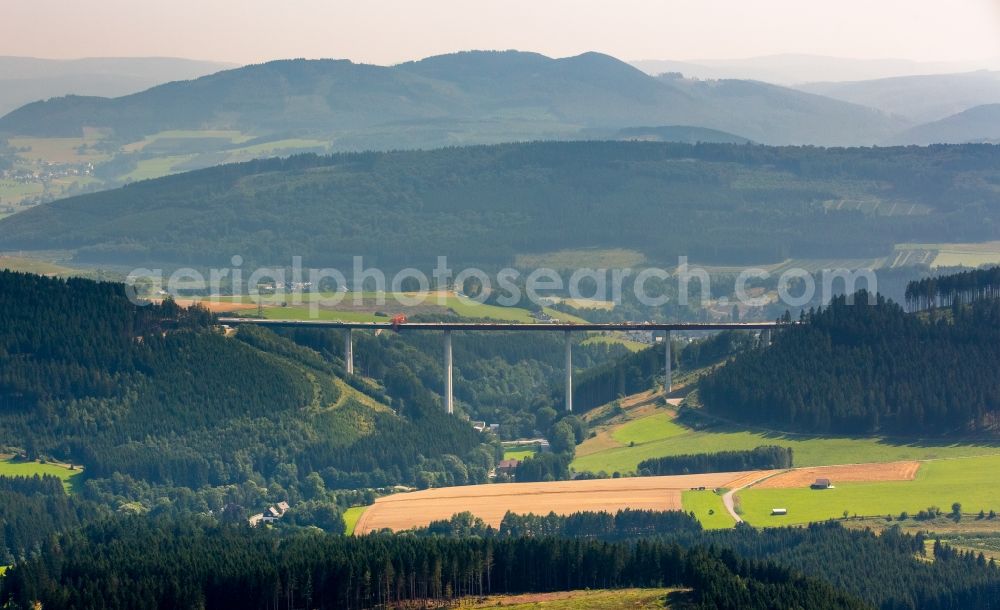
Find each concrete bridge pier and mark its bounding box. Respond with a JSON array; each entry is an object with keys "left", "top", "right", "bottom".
[
  {"left": 664, "top": 330, "right": 672, "bottom": 393},
  {"left": 565, "top": 331, "right": 573, "bottom": 412},
  {"left": 344, "top": 329, "right": 354, "bottom": 375},
  {"left": 444, "top": 330, "right": 454, "bottom": 414},
  {"left": 761, "top": 328, "right": 772, "bottom": 347}
]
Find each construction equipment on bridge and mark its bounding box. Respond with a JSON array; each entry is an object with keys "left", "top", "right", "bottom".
[{"left": 390, "top": 314, "right": 408, "bottom": 331}]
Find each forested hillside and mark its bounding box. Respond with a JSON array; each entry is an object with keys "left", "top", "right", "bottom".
[
  {"left": 0, "top": 516, "right": 868, "bottom": 610},
  {"left": 0, "top": 271, "right": 494, "bottom": 514},
  {"left": 700, "top": 279, "right": 1000, "bottom": 435},
  {"left": 413, "top": 513, "right": 1000, "bottom": 610},
  {"left": 3, "top": 141, "right": 999, "bottom": 268},
  {"left": 6, "top": 515, "right": 1000, "bottom": 610},
  {"left": 0, "top": 475, "right": 102, "bottom": 564}
]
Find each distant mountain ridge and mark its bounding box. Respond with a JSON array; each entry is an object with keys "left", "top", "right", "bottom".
[
  {"left": 0, "top": 51, "right": 908, "bottom": 146},
  {"left": 799, "top": 71, "right": 1000, "bottom": 123},
  {"left": 631, "top": 54, "right": 999, "bottom": 84},
  {"left": 0, "top": 56, "right": 236, "bottom": 116},
  {"left": 889, "top": 104, "right": 1000, "bottom": 145}
]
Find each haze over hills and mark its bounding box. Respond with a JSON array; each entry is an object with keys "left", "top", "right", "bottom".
[
  {"left": 631, "top": 54, "right": 1000, "bottom": 84},
  {"left": 888, "top": 104, "right": 1000, "bottom": 145},
  {"left": 0, "top": 51, "right": 908, "bottom": 147},
  {"left": 0, "top": 56, "right": 236, "bottom": 116},
  {"left": 800, "top": 71, "right": 1000, "bottom": 123},
  {"left": 2, "top": 141, "right": 998, "bottom": 269}
]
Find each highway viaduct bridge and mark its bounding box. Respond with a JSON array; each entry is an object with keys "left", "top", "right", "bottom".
[{"left": 218, "top": 319, "right": 782, "bottom": 414}]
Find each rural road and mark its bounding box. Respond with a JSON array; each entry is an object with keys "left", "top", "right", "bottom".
[
  {"left": 721, "top": 471, "right": 782, "bottom": 523},
  {"left": 722, "top": 488, "right": 743, "bottom": 523}
]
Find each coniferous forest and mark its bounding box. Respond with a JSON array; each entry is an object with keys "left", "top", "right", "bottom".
[
  {"left": 0, "top": 271, "right": 495, "bottom": 521},
  {"left": 4, "top": 269, "right": 1000, "bottom": 608},
  {"left": 699, "top": 286, "right": 1000, "bottom": 435},
  {"left": 4, "top": 513, "right": 1000, "bottom": 610},
  {"left": 637, "top": 446, "right": 793, "bottom": 476}
]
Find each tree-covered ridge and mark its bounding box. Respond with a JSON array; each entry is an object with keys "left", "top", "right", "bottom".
[
  {"left": 2, "top": 141, "right": 999, "bottom": 267},
  {"left": 699, "top": 287, "right": 1000, "bottom": 435},
  {"left": 0, "top": 270, "right": 491, "bottom": 505}
]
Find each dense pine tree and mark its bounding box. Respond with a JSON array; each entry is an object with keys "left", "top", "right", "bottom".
[{"left": 700, "top": 285, "right": 1000, "bottom": 435}]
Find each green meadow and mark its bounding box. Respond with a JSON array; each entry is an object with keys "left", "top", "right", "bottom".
[
  {"left": 0, "top": 255, "right": 76, "bottom": 276},
  {"left": 0, "top": 456, "right": 83, "bottom": 493},
  {"left": 219, "top": 291, "right": 589, "bottom": 324},
  {"left": 682, "top": 490, "right": 735, "bottom": 530},
  {"left": 503, "top": 448, "right": 539, "bottom": 461},
  {"left": 581, "top": 334, "right": 648, "bottom": 352},
  {"left": 121, "top": 154, "right": 198, "bottom": 182},
  {"left": 739, "top": 455, "right": 1000, "bottom": 526},
  {"left": 342, "top": 506, "right": 367, "bottom": 535},
  {"left": 572, "top": 409, "right": 1000, "bottom": 475}
]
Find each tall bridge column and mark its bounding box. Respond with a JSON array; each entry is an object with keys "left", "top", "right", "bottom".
[
  {"left": 564, "top": 331, "right": 573, "bottom": 412},
  {"left": 344, "top": 329, "right": 354, "bottom": 375},
  {"left": 664, "top": 330, "right": 672, "bottom": 393},
  {"left": 761, "top": 328, "right": 772, "bottom": 347},
  {"left": 444, "top": 330, "right": 454, "bottom": 414}
]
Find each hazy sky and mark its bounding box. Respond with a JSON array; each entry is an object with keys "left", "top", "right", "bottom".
[{"left": 3, "top": 0, "right": 1000, "bottom": 65}]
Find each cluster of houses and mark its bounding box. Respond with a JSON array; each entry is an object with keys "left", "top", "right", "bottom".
[
  {"left": 255, "top": 281, "right": 316, "bottom": 294},
  {"left": 2, "top": 162, "right": 94, "bottom": 184},
  {"left": 248, "top": 501, "right": 290, "bottom": 526}
]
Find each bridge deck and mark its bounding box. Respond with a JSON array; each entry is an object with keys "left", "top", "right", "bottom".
[{"left": 217, "top": 318, "right": 782, "bottom": 331}]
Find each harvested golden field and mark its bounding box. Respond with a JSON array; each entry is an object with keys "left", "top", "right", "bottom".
[
  {"left": 154, "top": 298, "right": 257, "bottom": 313},
  {"left": 355, "top": 471, "right": 761, "bottom": 534},
  {"left": 754, "top": 461, "right": 920, "bottom": 489},
  {"left": 725, "top": 470, "right": 777, "bottom": 490}
]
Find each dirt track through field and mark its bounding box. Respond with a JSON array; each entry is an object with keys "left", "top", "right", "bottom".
[
  {"left": 754, "top": 461, "right": 920, "bottom": 489},
  {"left": 355, "top": 471, "right": 760, "bottom": 534}
]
